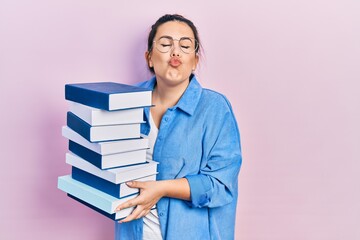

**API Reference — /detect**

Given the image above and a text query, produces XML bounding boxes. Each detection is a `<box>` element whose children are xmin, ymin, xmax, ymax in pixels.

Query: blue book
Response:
<box><xmin>65</xmin><ymin>82</ymin><xmax>152</xmax><ymax>111</ymax></box>
<box><xmin>69</xmin><ymin>140</ymin><xmax>147</xmax><ymax>169</ymax></box>
<box><xmin>67</xmin><ymin>194</ymin><xmax>133</xmax><ymax>221</ymax></box>
<box><xmin>58</xmin><ymin>175</ymin><xmax>137</xmax><ymax>215</ymax></box>
<box><xmin>66</xmin><ymin>152</ymin><xmax>158</xmax><ymax>184</ymax></box>
<box><xmin>67</xmin><ymin>111</ymin><xmax>141</xmax><ymax>142</ymax></box>
<box><xmin>71</xmin><ymin>166</ymin><xmax>156</xmax><ymax>198</ymax></box>
<box><xmin>67</xmin><ymin>194</ymin><xmax>156</xmax><ymax>221</ymax></box>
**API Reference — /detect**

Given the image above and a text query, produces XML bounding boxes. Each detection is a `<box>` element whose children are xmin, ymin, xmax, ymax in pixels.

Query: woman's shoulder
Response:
<box><xmin>196</xmin><ymin>88</ymin><xmax>240</xmax><ymax>138</ymax></box>
<box><xmin>135</xmin><ymin>80</ymin><xmax>151</xmax><ymax>88</ymax></box>
<box><xmin>199</xmin><ymin>88</ymin><xmax>234</xmax><ymax>113</ymax></box>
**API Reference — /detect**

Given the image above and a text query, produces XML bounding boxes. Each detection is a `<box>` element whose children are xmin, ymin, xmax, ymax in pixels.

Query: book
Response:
<box><xmin>65</xmin><ymin>82</ymin><xmax>152</xmax><ymax>111</ymax></box>
<box><xmin>67</xmin><ymin>194</ymin><xmax>135</xmax><ymax>221</ymax></box>
<box><xmin>69</xmin><ymin>101</ymin><xmax>144</xmax><ymax>126</ymax></box>
<box><xmin>66</xmin><ymin>152</ymin><xmax>158</xmax><ymax>184</ymax></box>
<box><xmin>72</xmin><ymin>167</ymin><xmax>156</xmax><ymax>198</ymax></box>
<box><xmin>62</xmin><ymin>126</ymin><xmax>149</xmax><ymax>155</ymax></box>
<box><xmin>69</xmin><ymin>140</ymin><xmax>147</xmax><ymax>169</ymax></box>
<box><xmin>67</xmin><ymin>111</ymin><xmax>141</xmax><ymax>142</ymax></box>
<box><xmin>58</xmin><ymin>175</ymin><xmax>136</xmax><ymax>215</ymax></box>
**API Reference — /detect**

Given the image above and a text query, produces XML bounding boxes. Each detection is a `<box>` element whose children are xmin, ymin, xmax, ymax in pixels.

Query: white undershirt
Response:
<box><xmin>143</xmin><ymin>112</ymin><xmax>163</xmax><ymax>240</ymax></box>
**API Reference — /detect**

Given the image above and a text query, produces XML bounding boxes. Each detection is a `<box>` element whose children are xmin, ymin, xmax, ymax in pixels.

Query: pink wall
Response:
<box><xmin>1</xmin><ymin>0</ymin><xmax>359</xmax><ymax>239</ymax></box>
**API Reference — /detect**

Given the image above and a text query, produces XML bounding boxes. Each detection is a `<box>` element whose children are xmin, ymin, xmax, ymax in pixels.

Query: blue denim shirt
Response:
<box><xmin>115</xmin><ymin>75</ymin><xmax>242</xmax><ymax>240</ymax></box>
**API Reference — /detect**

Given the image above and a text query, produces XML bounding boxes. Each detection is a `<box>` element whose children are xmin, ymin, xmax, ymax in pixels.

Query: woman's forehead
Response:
<box><xmin>155</xmin><ymin>21</ymin><xmax>195</xmax><ymax>39</ymax></box>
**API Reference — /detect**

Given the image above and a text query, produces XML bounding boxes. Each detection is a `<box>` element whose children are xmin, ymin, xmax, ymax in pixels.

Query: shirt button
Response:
<box><xmin>159</xmin><ymin>212</ymin><xmax>164</xmax><ymax>217</ymax></box>
<box><xmin>164</xmin><ymin>117</ymin><xmax>169</xmax><ymax>122</ymax></box>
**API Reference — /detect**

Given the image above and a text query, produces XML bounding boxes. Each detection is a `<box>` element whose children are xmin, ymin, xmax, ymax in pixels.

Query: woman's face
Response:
<box><xmin>147</xmin><ymin>21</ymin><xmax>199</xmax><ymax>87</ymax></box>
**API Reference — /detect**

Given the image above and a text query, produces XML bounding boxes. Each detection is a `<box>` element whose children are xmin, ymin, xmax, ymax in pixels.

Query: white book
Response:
<box><xmin>66</xmin><ymin>152</ymin><xmax>158</xmax><ymax>184</ymax></box>
<box><xmin>69</xmin><ymin>101</ymin><xmax>144</xmax><ymax>126</ymax></box>
<box><xmin>58</xmin><ymin>175</ymin><xmax>136</xmax><ymax>214</ymax></box>
<box><xmin>62</xmin><ymin>126</ymin><xmax>149</xmax><ymax>155</ymax></box>
<box><xmin>67</xmin><ymin>111</ymin><xmax>142</xmax><ymax>142</ymax></box>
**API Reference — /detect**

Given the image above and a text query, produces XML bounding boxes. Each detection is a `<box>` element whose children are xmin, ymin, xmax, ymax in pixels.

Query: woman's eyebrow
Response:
<box><xmin>158</xmin><ymin>35</ymin><xmax>192</xmax><ymax>39</ymax></box>
<box><xmin>158</xmin><ymin>35</ymin><xmax>173</xmax><ymax>39</ymax></box>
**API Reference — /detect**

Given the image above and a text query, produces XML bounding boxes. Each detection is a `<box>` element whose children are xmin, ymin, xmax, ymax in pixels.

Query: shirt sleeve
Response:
<box><xmin>185</xmin><ymin>96</ymin><xmax>242</xmax><ymax>208</ymax></box>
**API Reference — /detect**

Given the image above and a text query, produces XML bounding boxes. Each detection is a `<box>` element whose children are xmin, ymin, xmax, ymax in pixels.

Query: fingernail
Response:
<box><xmin>126</xmin><ymin>181</ymin><xmax>133</xmax><ymax>186</ymax></box>
<box><xmin>116</xmin><ymin>208</ymin><xmax>121</xmax><ymax>211</ymax></box>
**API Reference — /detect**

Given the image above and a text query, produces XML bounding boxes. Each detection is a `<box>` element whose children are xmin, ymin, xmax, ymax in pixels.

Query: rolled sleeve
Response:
<box><xmin>185</xmin><ymin>174</ymin><xmax>212</xmax><ymax>207</ymax></box>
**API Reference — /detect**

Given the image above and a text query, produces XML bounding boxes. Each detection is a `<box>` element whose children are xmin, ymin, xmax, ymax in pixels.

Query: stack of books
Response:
<box><xmin>57</xmin><ymin>82</ymin><xmax>158</xmax><ymax>221</ymax></box>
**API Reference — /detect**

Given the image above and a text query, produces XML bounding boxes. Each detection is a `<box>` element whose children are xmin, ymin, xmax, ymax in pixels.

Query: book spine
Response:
<box><xmin>67</xmin><ymin>111</ymin><xmax>91</xmax><ymax>142</ymax></box>
<box><xmin>65</xmin><ymin>152</ymin><xmax>118</xmax><ymax>183</ymax></box>
<box><xmin>69</xmin><ymin>140</ymin><xmax>102</xmax><ymax>169</ymax></box>
<box><xmin>58</xmin><ymin>175</ymin><xmax>115</xmax><ymax>213</ymax></box>
<box><xmin>71</xmin><ymin>166</ymin><xmax>123</xmax><ymax>198</ymax></box>
<box><xmin>65</xmin><ymin>84</ymin><xmax>110</xmax><ymax>110</ymax></box>
<box><xmin>62</xmin><ymin>126</ymin><xmax>102</xmax><ymax>154</ymax></box>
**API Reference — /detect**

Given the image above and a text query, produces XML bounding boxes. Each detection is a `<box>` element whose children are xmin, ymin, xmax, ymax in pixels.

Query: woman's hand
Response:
<box><xmin>116</xmin><ymin>178</ymin><xmax>190</xmax><ymax>223</ymax></box>
<box><xmin>116</xmin><ymin>180</ymin><xmax>165</xmax><ymax>223</ymax></box>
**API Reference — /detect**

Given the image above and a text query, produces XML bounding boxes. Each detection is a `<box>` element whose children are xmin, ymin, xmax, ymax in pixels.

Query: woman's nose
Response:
<box><xmin>170</xmin><ymin>42</ymin><xmax>181</xmax><ymax>56</ymax></box>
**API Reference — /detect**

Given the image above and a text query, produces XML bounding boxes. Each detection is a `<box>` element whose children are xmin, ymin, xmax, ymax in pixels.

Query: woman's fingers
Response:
<box><xmin>119</xmin><ymin>206</ymin><xmax>150</xmax><ymax>223</ymax></box>
<box><xmin>115</xmin><ymin>180</ymin><xmax>162</xmax><ymax>223</ymax></box>
<box><xmin>116</xmin><ymin>181</ymin><xmax>158</xmax><ymax>211</ymax></box>
<box><xmin>126</xmin><ymin>180</ymin><xmax>145</xmax><ymax>189</ymax></box>
<box><xmin>116</xmin><ymin>198</ymin><xmax>137</xmax><ymax>211</ymax></box>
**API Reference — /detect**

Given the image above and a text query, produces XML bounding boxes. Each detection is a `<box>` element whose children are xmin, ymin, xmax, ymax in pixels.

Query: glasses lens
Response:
<box><xmin>156</xmin><ymin>37</ymin><xmax>173</xmax><ymax>53</ymax></box>
<box><xmin>154</xmin><ymin>37</ymin><xmax>198</xmax><ymax>54</ymax></box>
<box><xmin>179</xmin><ymin>38</ymin><xmax>197</xmax><ymax>54</ymax></box>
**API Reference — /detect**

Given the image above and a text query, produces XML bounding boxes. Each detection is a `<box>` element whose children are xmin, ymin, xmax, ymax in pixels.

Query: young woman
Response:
<box><xmin>115</xmin><ymin>14</ymin><xmax>242</xmax><ymax>240</ymax></box>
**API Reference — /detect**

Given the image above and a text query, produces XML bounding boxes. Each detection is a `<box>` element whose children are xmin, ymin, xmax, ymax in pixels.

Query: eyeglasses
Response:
<box><xmin>153</xmin><ymin>36</ymin><xmax>198</xmax><ymax>54</ymax></box>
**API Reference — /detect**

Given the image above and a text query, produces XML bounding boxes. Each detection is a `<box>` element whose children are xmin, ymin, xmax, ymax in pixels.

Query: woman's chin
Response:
<box><xmin>167</xmin><ymin>69</ymin><xmax>181</xmax><ymax>79</ymax></box>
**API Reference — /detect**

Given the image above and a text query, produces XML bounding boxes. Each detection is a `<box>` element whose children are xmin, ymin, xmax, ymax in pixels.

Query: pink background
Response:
<box><xmin>1</xmin><ymin>0</ymin><xmax>359</xmax><ymax>239</ymax></box>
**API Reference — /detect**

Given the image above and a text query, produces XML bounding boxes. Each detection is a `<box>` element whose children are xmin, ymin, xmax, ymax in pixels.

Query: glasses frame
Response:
<box><xmin>152</xmin><ymin>36</ymin><xmax>198</xmax><ymax>54</ymax></box>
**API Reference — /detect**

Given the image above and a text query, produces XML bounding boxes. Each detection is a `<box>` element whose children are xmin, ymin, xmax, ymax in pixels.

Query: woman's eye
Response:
<box><xmin>181</xmin><ymin>46</ymin><xmax>190</xmax><ymax>49</ymax></box>
<box><xmin>161</xmin><ymin>44</ymin><xmax>171</xmax><ymax>47</ymax></box>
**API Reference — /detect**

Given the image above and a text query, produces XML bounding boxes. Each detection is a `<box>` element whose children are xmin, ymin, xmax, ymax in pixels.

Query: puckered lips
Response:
<box><xmin>169</xmin><ymin>57</ymin><xmax>182</xmax><ymax>67</ymax></box>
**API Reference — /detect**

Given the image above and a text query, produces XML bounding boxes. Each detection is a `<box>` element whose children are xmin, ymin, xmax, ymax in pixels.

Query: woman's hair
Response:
<box><xmin>146</xmin><ymin>14</ymin><xmax>202</xmax><ymax>74</ymax></box>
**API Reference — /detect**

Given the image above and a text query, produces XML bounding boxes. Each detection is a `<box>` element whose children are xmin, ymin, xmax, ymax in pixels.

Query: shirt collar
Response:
<box><xmin>146</xmin><ymin>74</ymin><xmax>203</xmax><ymax>116</ymax></box>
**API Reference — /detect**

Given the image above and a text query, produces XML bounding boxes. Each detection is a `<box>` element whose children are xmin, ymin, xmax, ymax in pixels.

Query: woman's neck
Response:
<box><xmin>153</xmin><ymin>79</ymin><xmax>190</xmax><ymax>108</ymax></box>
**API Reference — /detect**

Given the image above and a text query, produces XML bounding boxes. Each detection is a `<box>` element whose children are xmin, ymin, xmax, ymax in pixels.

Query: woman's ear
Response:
<box><xmin>192</xmin><ymin>54</ymin><xmax>199</xmax><ymax>71</ymax></box>
<box><xmin>145</xmin><ymin>51</ymin><xmax>153</xmax><ymax>67</ymax></box>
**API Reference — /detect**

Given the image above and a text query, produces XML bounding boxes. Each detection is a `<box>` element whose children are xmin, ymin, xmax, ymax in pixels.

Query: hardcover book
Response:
<box><xmin>72</xmin><ymin>167</ymin><xmax>156</xmax><ymax>198</ymax></box>
<box><xmin>66</xmin><ymin>152</ymin><xmax>158</xmax><ymax>184</ymax></box>
<box><xmin>58</xmin><ymin>175</ymin><xmax>137</xmax><ymax>214</ymax></box>
<box><xmin>67</xmin><ymin>111</ymin><xmax>141</xmax><ymax>142</ymax></box>
<box><xmin>62</xmin><ymin>126</ymin><xmax>149</xmax><ymax>155</ymax></box>
<box><xmin>67</xmin><ymin>194</ymin><xmax>135</xmax><ymax>221</ymax></box>
<box><xmin>69</xmin><ymin>101</ymin><xmax>144</xmax><ymax>126</ymax></box>
<box><xmin>69</xmin><ymin>140</ymin><xmax>147</xmax><ymax>169</ymax></box>
<box><xmin>65</xmin><ymin>82</ymin><xmax>152</xmax><ymax>111</ymax></box>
